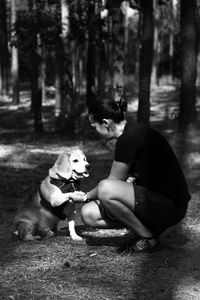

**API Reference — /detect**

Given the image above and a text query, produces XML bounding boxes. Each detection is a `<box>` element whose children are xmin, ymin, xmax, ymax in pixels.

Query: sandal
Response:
<box><xmin>131</xmin><ymin>236</ymin><xmax>159</xmax><ymax>252</ymax></box>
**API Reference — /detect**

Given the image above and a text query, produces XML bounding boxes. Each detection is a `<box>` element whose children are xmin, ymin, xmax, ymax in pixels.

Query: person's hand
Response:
<box><xmin>68</xmin><ymin>191</ymin><xmax>86</xmax><ymax>203</ymax></box>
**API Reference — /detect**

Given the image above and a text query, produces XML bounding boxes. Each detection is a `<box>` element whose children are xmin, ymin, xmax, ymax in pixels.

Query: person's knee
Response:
<box><xmin>81</xmin><ymin>204</ymin><xmax>96</xmax><ymax>227</ymax></box>
<box><xmin>97</xmin><ymin>179</ymin><xmax>112</xmax><ymax>202</ymax></box>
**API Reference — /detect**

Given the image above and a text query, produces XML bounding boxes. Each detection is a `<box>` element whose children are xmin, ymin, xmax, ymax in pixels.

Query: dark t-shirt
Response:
<box><xmin>115</xmin><ymin>121</ymin><xmax>191</xmax><ymax>207</ymax></box>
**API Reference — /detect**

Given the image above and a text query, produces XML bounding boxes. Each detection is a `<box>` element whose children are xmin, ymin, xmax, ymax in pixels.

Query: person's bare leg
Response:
<box><xmin>81</xmin><ymin>180</ymin><xmax>153</xmax><ymax>238</ymax></box>
<box><xmin>97</xmin><ymin>179</ymin><xmax>153</xmax><ymax>238</ymax></box>
<box><xmin>81</xmin><ymin>200</ymin><xmax>123</xmax><ymax>229</ymax></box>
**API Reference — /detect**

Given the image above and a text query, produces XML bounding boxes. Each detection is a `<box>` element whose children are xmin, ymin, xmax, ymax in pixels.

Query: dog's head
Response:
<box><xmin>49</xmin><ymin>149</ymin><xmax>90</xmax><ymax>180</ymax></box>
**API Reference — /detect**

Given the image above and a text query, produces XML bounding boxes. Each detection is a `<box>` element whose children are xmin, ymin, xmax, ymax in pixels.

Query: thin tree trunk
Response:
<box><xmin>41</xmin><ymin>49</ymin><xmax>46</xmax><ymax>103</ymax></box>
<box><xmin>112</xmin><ymin>0</ymin><xmax>125</xmax><ymax>103</ymax></box>
<box><xmin>107</xmin><ymin>15</ymin><xmax>113</xmax><ymax>85</ymax></box>
<box><xmin>168</xmin><ymin>0</ymin><xmax>175</xmax><ymax>84</ymax></box>
<box><xmin>28</xmin><ymin>0</ymin><xmax>43</xmax><ymax>132</ymax></box>
<box><xmin>55</xmin><ymin>0</ymin><xmax>73</xmax><ymax>133</ymax></box>
<box><xmin>34</xmin><ymin>34</ymin><xmax>43</xmax><ymax>133</ymax></box>
<box><xmin>97</xmin><ymin>41</ymin><xmax>106</xmax><ymax>98</ymax></box>
<box><xmin>179</xmin><ymin>0</ymin><xmax>197</xmax><ymax>128</ymax></box>
<box><xmin>86</xmin><ymin>0</ymin><xmax>96</xmax><ymax>106</ymax></box>
<box><xmin>77</xmin><ymin>45</ymin><xmax>83</xmax><ymax>95</ymax></box>
<box><xmin>97</xmin><ymin>8</ymin><xmax>106</xmax><ymax>98</ymax></box>
<box><xmin>55</xmin><ymin>37</ymin><xmax>64</xmax><ymax>117</ymax></box>
<box><xmin>137</xmin><ymin>0</ymin><xmax>154</xmax><ymax>125</ymax></box>
<box><xmin>10</xmin><ymin>0</ymin><xmax>20</xmax><ymax>105</ymax></box>
<box><xmin>41</xmin><ymin>1</ymin><xmax>48</xmax><ymax>103</ymax></box>
<box><xmin>196</xmin><ymin>2</ymin><xmax>200</xmax><ymax>85</ymax></box>
<box><xmin>0</xmin><ymin>0</ymin><xmax>9</xmax><ymax>96</ymax></box>
<box><xmin>71</xmin><ymin>41</ymin><xmax>77</xmax><ymax>95</ymax></box>
<box><xmin>55</xmin><ymin>0</ymin><xmax>70</xmax><ymax>116</ymax></box>
<box><xmin>123</xmin><ymin>1</ymin><xmax>129</xmax><ymax>77</ymax></box>
<box><xmin>151</xmin><ymin>0</ymin><xmax>159</xmax><ymax>86</ymax></box>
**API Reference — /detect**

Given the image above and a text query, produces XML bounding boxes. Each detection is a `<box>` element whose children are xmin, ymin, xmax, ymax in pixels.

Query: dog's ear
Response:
<box><xmin>49</xmin><ymin>153</ymin><xmax>72</xmax><ymax>180</ymax></box>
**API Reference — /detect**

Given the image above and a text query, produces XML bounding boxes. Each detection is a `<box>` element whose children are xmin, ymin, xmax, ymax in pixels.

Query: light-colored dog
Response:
<box><xmin>14</xmin><ymin>149</ymin><xmax>90</xmax><ymax>241</ymax></box>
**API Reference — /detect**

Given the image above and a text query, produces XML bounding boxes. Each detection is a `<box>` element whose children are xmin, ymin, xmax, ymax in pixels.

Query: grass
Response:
<box><xmin>1</xmin><ymin>86</ymin><xmax>200</xmax><ymax>299</ymax></box>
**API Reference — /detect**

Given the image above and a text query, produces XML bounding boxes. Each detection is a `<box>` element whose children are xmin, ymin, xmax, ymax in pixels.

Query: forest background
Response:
<box><xmin>1</xmin><ymin>1</ymin><xmax>200</xmax><ymax>300</ymax></box>
<box><xmin>1</xmin><ymin>0</ymin><xmax>199</xmax><ymax>133</ymax></box>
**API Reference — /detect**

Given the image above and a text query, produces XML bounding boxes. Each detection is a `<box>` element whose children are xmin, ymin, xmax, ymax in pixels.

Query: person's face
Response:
<box><xmin>88</xmin><ymin>115</ymin><xmax>114</xmax><ymax>138</ymax></box>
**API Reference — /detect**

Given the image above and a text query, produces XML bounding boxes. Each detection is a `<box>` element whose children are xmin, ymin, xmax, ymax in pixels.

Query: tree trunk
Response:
<box><xmin>151</xmin><ymin>0</ymin><xmax>159</xmax><ymax>86</ymax></box>
<box><xmin>28</xmin><ymin>0</ymin><xmax>43</xmax><ymax>133</ymax></box>
<box><xmin>196</xmin><ymin>2</ymin><xmax>200</xmax><ymax>86</ymax></box>
<box><xmin>30</xmin><ymin>50</ymin><xmax>43</xmax><ymax>133</ymax></box>
<box><xmin>107</xmin><ymin>15</ymin><xmax>113</xmax><ymax>85</ymax></box>
<box><xmin>86</xmin><ymin>0</ymin><xmax>96</xmax><ymax>106</ymax></box>
<box><xmin>97</xmin><ymin>9</ymin><xmax>106</xmax><ymax>98</ymax></box>
<box><xmin>72</xmin><ymin>42</ymin><xmax>76</xmax><ymax>94</ymax></box>
<box><xmin>122</xmin><ymin>1</ymin><xmax>129</xmax><ymax>77</ymax></box>
<box><xmin>179</xmin><ymin>0</ymin><xmax>197</xmax><ymax>128</ymax></box>
<box><xmin>77</xmin><ymin>45</ymin><xmax>83</xmax><ymax>95</ymax></box>
<box><xmin>111</xmin><ymin>0</ymin><xmax>125</xmax><ymax>103</ymax></box>
<box><xmin>137</xmin><ymin>0</ymin><xmax>154</xmax><ymax>125</ymax></box>
<box><xmin>41</xmin><ymin>49</ymin><xmax>46</xmax><ymax>103</ymax></box>
<box><xmin>55</xmin><ymin>37</ymin><xmax>64</xmax><ymax>117</ymax></box>
<box><xmin>97</xmin><ymin>41</ymin><xmax>106</xmax><ymax>98</ymax></box>
<box><xmin>33</xmin><ymin>34</ymin><xmax>43</xmax><ymax>133</ymax></box>
<box><xmin>0</xmin><ymin>0</ymin><xmax>9</xmax><ymax>97</ymax></box>
<box><xmin>10</xmin><ymin>0</ymin><xmax>20</xmax><ymax>105</ymax></box>
<box><xmin>55</xmin><ymin>0</ymin><xmax>73</xmax><ymax>132</ymax></box>
<box><xmin>168</xmin><ymin>0</ymin><xmax>176</xmax><ymax>84</ymax></box>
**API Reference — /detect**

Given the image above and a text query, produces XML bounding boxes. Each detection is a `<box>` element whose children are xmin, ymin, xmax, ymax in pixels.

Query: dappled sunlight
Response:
<box><xmin>127</xmin><ymin>86</ymin><xmax>181</xmax><ymax>122</ymax></box>
<box><xmin>171</xmin><ymin>227</ymin><xmax>200</xmax><ymax>299</ymax></box>
<box><xmin>185</xmin><ymin>152</ymin><xmax>200</xmax><ymax>167</ymax></box>
<box><xmin>1</xmin><ymin>161</ymin><xmax>38</xmax><ymax>169</ymax></box>
<box><xmin>185</xmin><ymin>223</ymin><xmax>200</xmax><ymax>235</ymax></box>
<box><xmin>174</xmin><ymin>280</ymin><xmax>200</xmax><ymax>300</ymax></box>
<box><xmin>152</xmin><ymin>85</ymin><xmax>177</xmax><ymax>92</ymax></box>
<box><xmin>0</xmin><ymin>86</ymin><xmax>200</xmax><ymax>300</ymax></box>
<box><xmin>0</xmin><ymin>145</ymin><xmax>13</xmax><ymax>158</ymax></box>
<box><xmin>127</xmin><ymin>96</ymin><xmax>138</xmax><ymax>113</ymax></box>
<box><xmin>0</xmin><ymin>92</ymin><xmax>30</xmax><ymax>110</ymax></box>
<box><xmin>29</xmin><ymin>146</ymin><xmax>79</xmax><ymax>155</ymax></box>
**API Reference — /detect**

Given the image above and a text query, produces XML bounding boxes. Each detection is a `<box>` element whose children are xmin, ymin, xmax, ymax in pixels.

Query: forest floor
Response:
<box><xmin>1</xmin><ymin>85</ymin><xmax>200</xmax><ymax>300</ymax></box>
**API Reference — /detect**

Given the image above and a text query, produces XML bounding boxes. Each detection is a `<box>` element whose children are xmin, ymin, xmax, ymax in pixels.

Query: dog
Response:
<box><xmin>14</xmin><ymin>149</ymin><xmax>90</xmax><ymax>241</ymax></box>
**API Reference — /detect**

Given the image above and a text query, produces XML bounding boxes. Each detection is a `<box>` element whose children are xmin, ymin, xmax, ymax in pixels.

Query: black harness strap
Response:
<box><xmin>40</xmin><ymin>178</ymin><xmax>80</xmax><ymax>220</ymax></box>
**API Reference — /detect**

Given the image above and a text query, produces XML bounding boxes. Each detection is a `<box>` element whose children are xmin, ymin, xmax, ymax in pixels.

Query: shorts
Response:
<box><xmin>98</xmin><ymin>185</ymin><xmax>188</xmax><ymax>236</ymax></box>
<box><xmin>134</xmin><ymin>185</ymin><xmax>188</xmax><ymax>236</ymax></box>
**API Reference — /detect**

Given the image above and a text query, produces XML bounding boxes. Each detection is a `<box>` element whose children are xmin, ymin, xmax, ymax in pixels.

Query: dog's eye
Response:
<box><xmin>73</xmin><ymin>159</ymin><xmax>78</xmax><ymax>163</ymax></box>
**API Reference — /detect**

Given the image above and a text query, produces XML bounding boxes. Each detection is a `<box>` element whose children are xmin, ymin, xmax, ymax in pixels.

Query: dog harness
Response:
<box><xmin>40</xmin><ymin>178</ymin><xmax>80</xmax><ymax>220</ymax></box>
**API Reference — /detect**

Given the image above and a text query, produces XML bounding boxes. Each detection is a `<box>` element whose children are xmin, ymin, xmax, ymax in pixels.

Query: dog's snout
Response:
<box><xmin>86</xmin><ymin>164</ymin><xmax>91</xmax><ymax>172</ymax></box>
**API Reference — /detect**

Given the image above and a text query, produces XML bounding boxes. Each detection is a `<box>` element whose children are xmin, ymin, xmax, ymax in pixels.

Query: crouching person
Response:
<box><xmin>81</xmin><ymin>98</ymin><xmax>190</xmax><ymax>252</ymax></box>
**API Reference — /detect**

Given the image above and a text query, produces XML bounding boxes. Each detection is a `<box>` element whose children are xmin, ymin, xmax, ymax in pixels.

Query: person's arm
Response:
<box><xmin>108</xmin><ymin>160</ymin><xmax>130</xmax><ymax>181</ymax></box>
<box><xmin>84</xmin><ymin>186</ymin><xmax>98</xmax><ymax>201</ymax></box>
<box><xmin>84</xmin><ymin>160</ymin><xmax>130</xmax><ymax>202</ymax></box>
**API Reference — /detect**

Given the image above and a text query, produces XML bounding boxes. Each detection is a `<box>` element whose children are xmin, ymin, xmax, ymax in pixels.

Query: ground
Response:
<box><xmin>0</xmin><ymin>86</ymin><xmax>200</xmax><ymax>300</ymax></box>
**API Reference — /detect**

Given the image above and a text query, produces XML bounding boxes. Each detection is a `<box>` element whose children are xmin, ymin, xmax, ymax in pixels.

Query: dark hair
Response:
<box><xmin>88</xmin><ymin>98</ymin><xmax>127</xmax><ymax>124</ymax></box>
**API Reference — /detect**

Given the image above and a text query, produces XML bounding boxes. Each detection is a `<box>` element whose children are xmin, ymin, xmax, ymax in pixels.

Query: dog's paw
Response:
<box><xmin>71</xmin><ymin>234</ymin><xmax>83</xmax><ymax>241</ymax></box>
<box><xmin>23</xmin><ymin>235</ymin><xmax>41</xmax><ymax>241</ymax></box>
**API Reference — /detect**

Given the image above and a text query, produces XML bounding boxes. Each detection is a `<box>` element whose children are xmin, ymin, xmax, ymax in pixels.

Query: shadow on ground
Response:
<box><xmin>1</xmin><ymin>87</ymin><xmax>200</xmax><ymax>299</ymax></box>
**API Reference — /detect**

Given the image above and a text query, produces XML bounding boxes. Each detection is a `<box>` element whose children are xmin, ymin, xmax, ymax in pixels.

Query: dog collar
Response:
<box><xmin>50</xmin><ymin>178</ymin><xmax>80</xmax><ymax>193</ymax></box>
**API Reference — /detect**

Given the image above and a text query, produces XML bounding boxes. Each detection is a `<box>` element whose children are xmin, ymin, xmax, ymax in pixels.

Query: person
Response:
<box><xmin>81</xmin><ymin>97</ymin><xmax>191</xmax><ymax>252</ymax></box>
